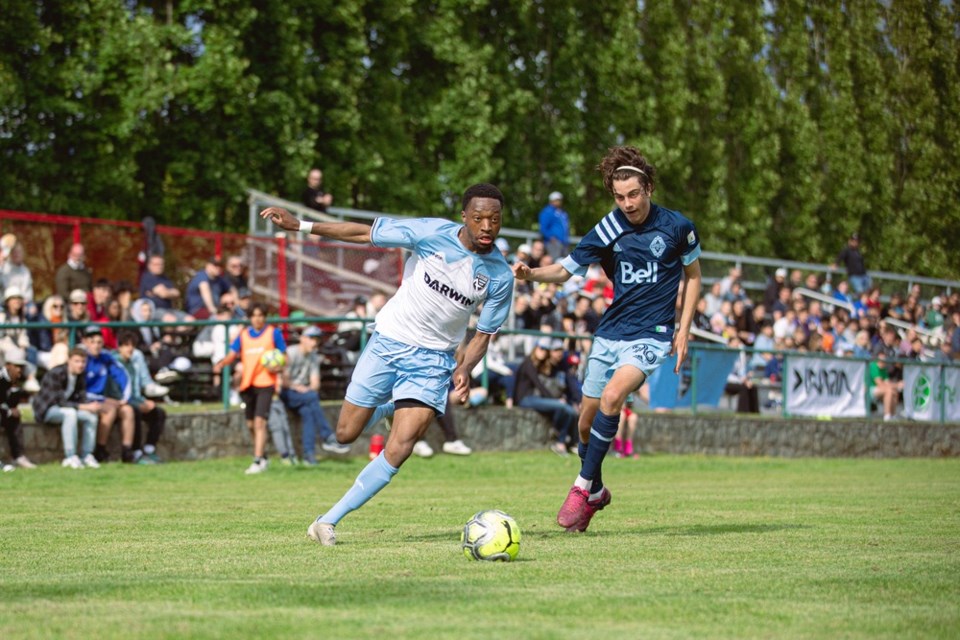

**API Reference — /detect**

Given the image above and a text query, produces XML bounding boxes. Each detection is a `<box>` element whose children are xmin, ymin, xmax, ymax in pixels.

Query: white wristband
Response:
<box><xmin>299</xmin><ymin>219</ymin><xmax>312</xmax><ymax>234</ymax></box>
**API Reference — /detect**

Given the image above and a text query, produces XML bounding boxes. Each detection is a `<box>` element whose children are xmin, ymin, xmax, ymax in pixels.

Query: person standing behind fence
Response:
<box><xmin>513</xmin><ymin>146</ymin><xmax>702</xmax><ymax>533</ymax></box>
<box><xmin>302</xmin><ymin>168</ymin><xmax>333</xmax><ymax>213</ymax></box>
<box><xmin>212</xmin><ymin>303</ymin><xmax>286</xmax><ymax>475</ymax></box>
<box><xmin>55</xmin><ymin>243</ymin><xmax>92</xmax><ymax>301</ymax></box>
<box><xmin>539</xmin><ymin>191</ymin><xmax>570</xmax><ymax>260</ymax></box>
<box><xmin>833</xmin><ymin>233</ymin><xmax>870</xmax><ymax>294</ymax></box>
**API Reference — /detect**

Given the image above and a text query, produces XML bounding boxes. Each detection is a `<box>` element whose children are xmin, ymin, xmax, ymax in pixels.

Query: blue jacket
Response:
<box><xmin>538</xmin><ymin>203</ymin><xmax>570</xmax><ymax>245</ymax></box>
<box><xmin>84</xmin><ymin>350</ymin><xmax>131</xmax><ymax>403</ymax></box>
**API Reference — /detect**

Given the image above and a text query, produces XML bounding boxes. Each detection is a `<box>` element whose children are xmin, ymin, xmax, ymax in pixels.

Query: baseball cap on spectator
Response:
<box><xmin>931</xmin><ymin>296</ymin><xmax>942</xmax><ymax>307</ymax></box>
<box><xmin>775</xmin><ymin>268</ymin><xmax>787</xmax><ymax>279</ymax></box>
<box><xmin>3</xmin><ymin>286</ymin><xmax>23</xmax><ymax>302</ymax></box>
<box><xmin>353</xmin><ymin>295</ymin><xmax>368</xmax><ymax>307</ymax></box>
<box><xmin>289</xmin><ymin>310</ymin><xmax>309</xmax><ymax>328</ymax></box>
<box><xmin>3</xmin><ymin>346</ymin><xmax>27</xmax><ymax>367</ymax></box>
<box><xmin>535</xmin><ymin>337</ymin><xmax>552</xmax><ymax>349</ymax></box>
<box><xmin>494</xmin><ymin>238</ymin><xmax>509</xmax><ymax>253</ymax></box>
<box><xmin>237</xmin><ymin>287</ymin><xmax>251</xmax><ymax>299</ymax></box>
<box><xmin>302</xmin><ymin>326</ymin><xmax>323</xmax><ymax>339</ymax></box>
<box><xmin>549</xmin><ymin>191</ymin><xmax>563</xmax><ymax>202</ymax></box>
<box><xmin>549</xmin><ymin>339</ymin><xmax>565</xmax><ymax>350</ymax></box>
<box><xmin>69</xmin><ymin>289</ymin><xmax>88</xmax><ymax>304</ymax></box>
<box><xmin>83</xmin><ymin>326</ymin><xmax>102</xmax><ymax>338</ymax></box>
<box><xmin>517</xmin><ymin>243</ymin><xmax>532</xmax><ymax>255</ymax></box>
<box><xmin>850</xmin><ymin>232</ymin><xmax>860</xmax><ymax>240</ymax></box>
<box><xmin>208</xmin><ymin>256</ymin><xmax>223</xmax><ymax>267</ymax></box>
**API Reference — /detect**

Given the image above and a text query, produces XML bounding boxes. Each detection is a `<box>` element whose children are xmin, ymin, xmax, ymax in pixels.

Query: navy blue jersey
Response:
<box><xmin>560</xmin><ymin>204</ymin><xmax>701</xmax><ymax>342</ymax></box>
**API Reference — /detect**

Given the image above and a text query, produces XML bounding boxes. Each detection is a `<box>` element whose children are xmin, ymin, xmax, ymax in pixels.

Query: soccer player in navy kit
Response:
<box><xmin>261</xmin><ymin>184</ymin><xmax>514</xmax><ymax>546</ymax></box>
<box><xmin>513</xmin><ymin>146</ymin><xmax>702</xmax><ymax>532</ymax></box>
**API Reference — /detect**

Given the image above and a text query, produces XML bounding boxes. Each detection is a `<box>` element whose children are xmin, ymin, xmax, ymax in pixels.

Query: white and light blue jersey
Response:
<box><xmin>560</xmin><ymin>204</ymin><xmax>701</xmax><ymax>342</ymax></box>
<box><xmin>370</xmin><ymin>217</ymin><xmax>514</xmax><ymax>352</ymax></box>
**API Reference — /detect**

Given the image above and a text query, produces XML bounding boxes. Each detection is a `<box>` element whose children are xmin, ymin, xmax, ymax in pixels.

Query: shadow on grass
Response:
<box><xmin>528</xmin><ymin>522</ymin><xmax>812</xmax><ymax>539</ymax></box>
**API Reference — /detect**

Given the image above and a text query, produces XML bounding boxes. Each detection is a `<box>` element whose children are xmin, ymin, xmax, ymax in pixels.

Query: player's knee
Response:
<box><xmin>334</xmin><ymin>421</ymin><xmax>360</xmax><ymax>444</ymax></box>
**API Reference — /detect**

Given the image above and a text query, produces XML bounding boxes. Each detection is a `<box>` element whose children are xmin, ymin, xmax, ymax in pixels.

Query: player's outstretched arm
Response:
<box><xmin>511</xmin><ymin>261</ymin><xmax>572</xmax><ymax>284</ymax></box>
<box><xmin>260</xmin><ymin>207</ymin><xmax>372</xmax><ymax>244</ymax></box>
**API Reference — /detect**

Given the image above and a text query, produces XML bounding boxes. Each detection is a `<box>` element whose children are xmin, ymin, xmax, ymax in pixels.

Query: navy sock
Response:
<box><xmin>579</xmin><ymin>411</ymin><xmax>619</xmax><ymax>487</ymax></box>
<box><xmin>577</xmin><ymin>440</ymin><xmax>602</xmax><ymax>494</ymax></box>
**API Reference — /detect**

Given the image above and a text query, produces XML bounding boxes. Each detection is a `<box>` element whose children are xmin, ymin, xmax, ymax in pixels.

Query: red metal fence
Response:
<box><xmin>0</xmin><ymin>210</ymin><xmax>402</xmax><ymax>316</ymax></box>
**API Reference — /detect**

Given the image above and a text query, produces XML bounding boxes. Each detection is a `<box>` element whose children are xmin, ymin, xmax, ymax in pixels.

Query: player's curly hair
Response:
<box><xmin>461</xmin><ymin>183</ymin><xmax>504</xmax><ymax>210</ymax></box>
<box><xmin>598</xmin><ymin>146</ymin><xmax>656</xmax><ymax>195</ymax></box>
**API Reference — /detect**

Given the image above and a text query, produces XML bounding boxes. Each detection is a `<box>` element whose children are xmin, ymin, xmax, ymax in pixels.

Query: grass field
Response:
<box><xmin>2</xmin><ymin>452</ymin><xmax>958</xmax><ymax>639</ymax></box>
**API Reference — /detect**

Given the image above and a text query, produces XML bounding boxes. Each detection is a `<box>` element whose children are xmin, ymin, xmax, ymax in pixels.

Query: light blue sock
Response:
<box><xmin>318</xmin><ymin>451</ymin><xmax>399</xmax><ymax>525</ymax></box>
<box><xmin>362</xmin><ymin>401</ymin><xmax>396</xmax><ymax>432</ymax></box>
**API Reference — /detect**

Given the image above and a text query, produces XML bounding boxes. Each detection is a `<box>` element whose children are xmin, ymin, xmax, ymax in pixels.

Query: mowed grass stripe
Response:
<box><xmin>1</xmin><ymin>453</ymin><xmax>958</xmax><ymax>639</ymax></box>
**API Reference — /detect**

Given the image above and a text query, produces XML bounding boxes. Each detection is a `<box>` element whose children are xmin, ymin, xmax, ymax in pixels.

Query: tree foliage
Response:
<box><xmin>1</xmin><ymin>0</ymin><xmax>957</xmax><ymax>278</ymax></box>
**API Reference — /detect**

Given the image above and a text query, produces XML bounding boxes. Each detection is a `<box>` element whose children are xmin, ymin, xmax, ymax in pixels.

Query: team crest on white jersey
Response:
<box><xmin>650</xmin><ymin>235</ymin><xmax>666</xmax><ymax>258</ymax></box>
<box><xmin>473</xmin><ymin>273</ymin><xmax>489</xmax><ymax>293</ymax></box>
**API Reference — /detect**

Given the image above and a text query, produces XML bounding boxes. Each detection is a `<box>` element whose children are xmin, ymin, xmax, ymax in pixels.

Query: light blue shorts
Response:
<box><xmin>581</xmin><ymin>335</ymin><xmax>672</xmax><ymax>398</ymax></box>
<box><xmin>345</xmin><ymin>332</ymin><xmax>456</xmax><ymax>415</ymax></box>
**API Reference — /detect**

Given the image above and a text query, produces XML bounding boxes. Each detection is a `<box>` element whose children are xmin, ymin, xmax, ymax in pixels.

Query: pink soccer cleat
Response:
<box><xmin>565</xmin><ymin>487</ymin><xmax>612</xmax><ymax>533</ymax></box>
<box><xmin>557</xmin><ymin>486</ymin><xmax>590</xmax><ymax>529</ymax></box>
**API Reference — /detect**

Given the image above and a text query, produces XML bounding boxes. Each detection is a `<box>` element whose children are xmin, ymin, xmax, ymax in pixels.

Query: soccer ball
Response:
<box><xmin>260</xmin><ymin>348</ymin><xmax>286</xmax><ymax>369</ymax></box>
<box><xmin>461</xmin><ymin>510</ymin><xmax>521</xmax><ymax>562</ymax></box>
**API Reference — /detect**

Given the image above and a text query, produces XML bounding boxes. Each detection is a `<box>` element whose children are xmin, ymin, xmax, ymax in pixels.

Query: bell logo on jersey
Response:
<box><xmin>620</xmin><ymin>261</ymin><xmax>658</xmax><ymax>284</ymax></box>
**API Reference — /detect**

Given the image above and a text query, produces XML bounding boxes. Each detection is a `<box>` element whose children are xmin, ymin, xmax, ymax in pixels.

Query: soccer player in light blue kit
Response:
<box><xmin>513</xmin><ymin>146</ymin><xmax>702</xmax><ymax>532</ymax></box>
<box><xmin>260</xmin><ymin>183</ymin><xmax>514</xmax><ymax>546</ymax></box>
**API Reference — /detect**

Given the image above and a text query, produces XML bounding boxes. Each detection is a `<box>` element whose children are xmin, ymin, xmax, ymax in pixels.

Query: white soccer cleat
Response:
<box><xmin>62</xmin><ymin>455</ymin><xmax>84</xmax><ymax>469</ymax></box>
<box><xmin>244</xmin><ymin>459</ymin><xmax>268</xmax><ymax>475</ymax></box>
<box><xmin>412</xmin><ymin>440</ymin><xmax>434</xmax><ymax>458</ymax></box>
<box><xmin>442</xmin><ymin>440</ymin><xmax>472</xmax><ymax>456</ymax></box>
<box><xmin>82</xmin><ymin>454</ymin><xmax>101</xmax><ymax>469</ymax></box>
<box><xmin>2</xmin><ymin>463</ymin><xmax>14</xmax><ymax>473</ymax></box>
<box><xmin>307</xmin><ymin>521</ymin><xmax>336</xmax><ymax>546</ymax></box>
<box><xmin>15</xmin><ymin>455</ymin><xmax>37</xmax><ymax>469</ymax></box>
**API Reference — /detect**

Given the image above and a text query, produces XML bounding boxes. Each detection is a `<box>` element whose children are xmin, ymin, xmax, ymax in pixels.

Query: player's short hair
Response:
<box><xmin>598</xmin><ymin>146</ymin><xmax>656</xmax><ymax>194</ymax></box>
<box><xmin>461</xmin><ymin>183</ymin><xmax>504</xmax><ymax>211</ymax></box>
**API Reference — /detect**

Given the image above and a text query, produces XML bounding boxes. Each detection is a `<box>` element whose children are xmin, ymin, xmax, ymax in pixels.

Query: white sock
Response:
<box><xmin>574</xmin><ymin>475</ymin><xmax>592</xmax><ymax>492</ymax></box>
<box><xmin>144</xmin><ymin>444</ymin><xmax>156</xmax><ymax>455</ymax></box>
<box><xmin>589</xmin><ymin>488</ymin><xmax>605</xmax><ymax>501</ymax></box>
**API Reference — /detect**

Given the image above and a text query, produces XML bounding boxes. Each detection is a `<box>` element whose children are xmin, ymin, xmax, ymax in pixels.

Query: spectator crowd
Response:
<box><xmin>1</xmin><ymin>201</ymin><xmax>959</xmax><ymax>472</ymax></box>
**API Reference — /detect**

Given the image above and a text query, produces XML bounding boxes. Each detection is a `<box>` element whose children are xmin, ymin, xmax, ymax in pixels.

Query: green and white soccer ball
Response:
<box><xmin>260</xmin><ymin>348</ymin><xmax>286</xmax><ymax>369</ymax></box>
<box><xmin>461</xmin><ymin>510</ymin><xmax>521</xmax><ymax>562</ymax></box>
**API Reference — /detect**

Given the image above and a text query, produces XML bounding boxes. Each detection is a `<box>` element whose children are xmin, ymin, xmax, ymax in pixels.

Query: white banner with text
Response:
<box><xmin>786</xmin><ymin>356</ymin><xmax>867</xmax><ymax>418</ymax></box>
